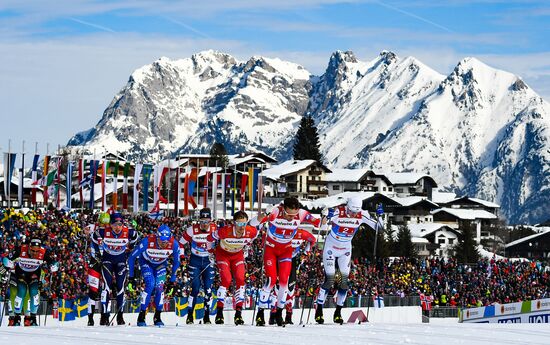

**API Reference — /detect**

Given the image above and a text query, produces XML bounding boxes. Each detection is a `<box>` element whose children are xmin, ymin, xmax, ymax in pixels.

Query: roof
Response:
<box><xmin>384</xmin><ymin>172</ymin><xmax>437</xmax><ymax>186</ymax></box>
<box><xmin>261</xmin><ymin>160</ymin><xmax>329</xmax><ymax>180</ymax></box>
<box><xmin>326</xmin><ymin>168</ymin><xmax>369</xmax><ymax>182</ymax></box>
<box><xmin>390</xmin><ymin>195</ymin><xmax>439</xmax><ymax>207</ymax></box>
<box><xmin>447</xmin><ymin>196</ymin><xmax>500</xmax><ymax>208</ymax></box>
<box><xmin>431</xmin><ymin>190</ymin><xmax>457</xmax><ymax>204</ymax></box>
<box><xmin>407</xmin><ymin>223</ymin><xmax>457</xmax><ymax>238</ymax></box>
<box><xmin>432</xmin><ymin>208</ymin><xmax>498</xmax><ymax>220</ymax></box>
<box><xmin>505</xmin><ymin>228</ymin><xmax>550</xmax><ymax>248</ymax></box>
<box><xmin>227</xmin><ymin>154</ymin><xmax>267</xmax><ymax>166</ymax></box>
<box><xmin>303</xmin><ymin>191</ymin><xmax>376</xmax><ymax>209</ymax></box>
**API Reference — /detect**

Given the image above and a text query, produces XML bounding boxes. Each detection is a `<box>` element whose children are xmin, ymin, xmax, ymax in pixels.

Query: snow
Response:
<box><xmin>325</xmin><ymin>168</ymin><xmax>369</xmax><ymax>182</ymax></box>
<box><xmin>1</xmin><ymin>319</ymin><xmax>549</xmax><ymax>345</ymax></box>
<box><xmin>384</xmin><ymin>173</ymin><xmax>432</xmax><ymax>185</ymax></box>
<box><xmin>261</xmin><ymin>160</ymin><xmax>317</xmax><ymax>180</ymax></box>
<box><xmin>432</xmin><ymin>208</ymin><xmax>498</xmax><ymax>220</ymax></box>
<box><xmin>431</xmin><ymin>190</ymin><xmax>457</xmax><ymax>204</ymax></box>
<box><xmin>407</xmin><ymin>223</ymin><xmax>454</xmax><ymax>238</ymax></box>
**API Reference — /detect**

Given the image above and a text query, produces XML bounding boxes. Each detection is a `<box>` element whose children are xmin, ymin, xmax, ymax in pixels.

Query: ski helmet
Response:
<box><xmin>157</xmin><ymin>224</ymin><xmax>172</xmax><ymax>242</ymax></box>
<box><xmin>99</xmin><ymin>212</ymin><xmax>111</xmax><ymax>224</ymax></box>
<box><xmin>199</xmin><ymin>208</ymin><xmax>212</xmax><ymax>220</ymax></box>
<box><xmin>110</xmin><ymin>212</ymin><xmax>123</xmax><ymax>224</ymax></box>
<box><xmin>346</xmin><ymin>197</ymin><xmax>363</xmax><ymax>214</ymax></box>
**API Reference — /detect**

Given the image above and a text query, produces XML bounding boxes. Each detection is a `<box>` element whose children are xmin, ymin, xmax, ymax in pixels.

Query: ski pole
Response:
<box><xmin>366</xmin><ymin>210</ymin><xmax>383</xmax><ymax>323</ymax></box>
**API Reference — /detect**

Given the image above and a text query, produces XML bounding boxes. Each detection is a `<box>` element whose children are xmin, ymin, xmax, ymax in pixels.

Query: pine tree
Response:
<box><xmin>351</xmin><ymin>224</ymin><xmax>389</xmax><ymax>260</ymax></box>
<box><xmin>454</xmin><ymin>221</ymin><xmax>480</xmax><ymax>263</ymax></box>
<box><xmin>209</xmin><ymin>142</ymin><xmax>229</xmax><ymax>168</ymax></box>
<box><xmin>396</xmin><ymin>225</ymin><xmax>417</xmax><ymax>258</ymax></box>
<box><xmin>292</xmin><ymin>115</ymin><xmax>323</xmax><ymax>161</ymax></box>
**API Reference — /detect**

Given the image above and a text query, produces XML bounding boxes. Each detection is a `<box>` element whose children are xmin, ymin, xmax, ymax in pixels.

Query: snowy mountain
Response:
<box><xmin>67</xmin><ymin>50</ymin><xmax>550</xmax><ymax>224</ymax></box>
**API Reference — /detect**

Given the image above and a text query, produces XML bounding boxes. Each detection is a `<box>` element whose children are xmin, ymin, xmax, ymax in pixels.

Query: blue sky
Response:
<box><xmin>1</xmin><ymin>0</ymin><xmax>549</xmax><ymax>157</ymax></box>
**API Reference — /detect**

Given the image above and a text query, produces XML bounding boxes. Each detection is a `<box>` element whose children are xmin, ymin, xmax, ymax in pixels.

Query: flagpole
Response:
<box><xmin>7</xmin><ymin>139</ymin><xmax>11</xmax><ymax>209</ymax></box>
<box><xmin>34</xmin><ymin>142</ymin><xmax>38</xmax><ymax>210</ymax></box>
<box><xmin>195</xmin><ymin>157</ymin><xmax>199</xmax><ymax>217</ymax></box>
<box><xmin>20</xmin><ymin>140</ymin><xmax>25</xmax><ymax>208</ymax></box>
<box><xmin>167</xmin><ymin>156</ymin><xmax>171</xmax><ymax>217</ymax></box>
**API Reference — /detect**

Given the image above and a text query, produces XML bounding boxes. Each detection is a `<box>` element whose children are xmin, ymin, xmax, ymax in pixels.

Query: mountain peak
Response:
<box><xmin>329</xmin><ymin>50</ymin><xmax>358</xmax><ymax>67</ymax></box>
<box><xmin>378</xmin><ymin>50</ymin><xmax>398</xmax><ymax>64</ymax></box>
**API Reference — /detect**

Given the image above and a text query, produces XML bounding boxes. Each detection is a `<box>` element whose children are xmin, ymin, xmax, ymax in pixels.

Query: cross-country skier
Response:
<box><xmin>179</xmin><ymin>208</ymin><xmax>217</xmax><ymax>325</ymax></box>
<box><xmin>91</xmin><ymin>212</ymin><xmax>138</xmax><ymax>325</ymax></box>
<box><xmin>86</xmin><ymin>212</ymin><xmax>109</xmax><ymax>326</ymax></box>
<box><xmin>7</xmin><ymin>238</ymin><xmax>57</xmax><ymax>326</ymax></box>
<box><xmin>208</xmin><ymin>211</ymin><xmax>258</xmax><ymax>325</ymax></box>
<box><xmin>128</xmin><ymin>224</ymin><xmax>180</xmax><ymax>327</ymax></box>
<box><xmin>250</xmin><ymin>197</ymin><xmax>324</xmax><ymax>326</ymax></box>
<box><xmin>315</xmin><ymin>197</ymin><xmax>383</xmax><ymax>324</ymax></box>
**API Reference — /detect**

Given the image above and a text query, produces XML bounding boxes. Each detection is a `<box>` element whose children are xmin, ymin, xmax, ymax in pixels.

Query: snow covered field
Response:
<box><xmin>1</xmin><ymin>318</ymin><xmax>548</xmax><ymax>345</ymax></box>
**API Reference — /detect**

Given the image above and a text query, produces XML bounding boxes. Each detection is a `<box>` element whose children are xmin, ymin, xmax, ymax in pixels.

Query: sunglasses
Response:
<box><xmin>285</xmin><ymin>210</ymin><xmax>299</xmax><ymax>216</ymax></box>
<box><xmin>113</xmin><ymin>221</ymin><xmax>123</xmax><ymax>226</ymax></box>
<box><xmin>235</xmin><ymin>221</ymin><xmax>247</xmax><ymax>227</ymax></box>
<box><xmin>200</xmin><ymin>220</ymin><xmax>211</xmax><ymax>224</ymax></box>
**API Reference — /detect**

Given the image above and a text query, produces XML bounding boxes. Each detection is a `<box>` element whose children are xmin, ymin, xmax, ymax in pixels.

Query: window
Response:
<box><xmin>388</xmin><ymin>187</ymin><xmax>393</xmax><ymax>192</ymax></box>
<box><xmin>383</xmin><ymin>187</ymin><xmax>387</xmax><ymax>191</ymax></box>
<box><xmin>299</xmin><ymin>175</ymin><xmax>302</xmax><ymax>192</ymax></box>
<box><xmin>395</xmin><ymin>188</ymin><xmax>403</xmax><ymax>193</ymax></box>
<box><xmin>448</xmin><ymin>238</ymin><xmax>454</xmax><ymax>244</ymax></box>
<box><xmin>438</xmin><ymin>238</ymin><xmax>446</xmax><ymax>244</ymax></box>
<box><xmin>333</xmin><ymin>185</ymin><xmax>340</xmax><ymax>191</ymax></box>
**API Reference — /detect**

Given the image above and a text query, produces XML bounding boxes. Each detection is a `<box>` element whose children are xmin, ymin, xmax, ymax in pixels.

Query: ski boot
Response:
<box><xmin>24</xmin><ymin>315</ymin><xmax>31</xmax><ymax>327</ymax></box>
<box><xmin>29</xmin><ymin>314</ymin><xmax>38</xmax><ymax>326</ymax></box>
<box><xmin>99</xmin><ymin>313</ymin><xmax>109</xmax><ymax>326</ymax></box>
<box><xmin>153</xmin><ymin>310</ymin><xmax>164</xmax><ymax>327</ymax></box>
<box><xmin>215</xmin><ymin>307</ymin><xmax>224</xmax><ymax>324</ymax></box>
<box><xmin>333</xmin><ymin>306</ymin><xmax>344</xmax><ymax>325</ymax></box>
<box><xmin>137</xmin><ymin>310</ymin><xmax>147</xmax><ymax>327</ymax></box>
<box><xmin>285</xmin><ymin>311</ymin><xmax>294</xmax><ymax>325</ymax></box>
<box><xmin>13</xmin><ymin>315</ymin><xmax>21</xmax><ymax>326</ymax></box>
<box><xmin>116</xmin><ymin>312</ymin><xmax>126</xmax><ymax>326</ymax></box>
<box><xmin>275</xmin><ymin>307</ymin><xmax>284</xmax><ymax>327</ymax></box>
<box><xmin>186</xmin><ymin>310</ymin><xmax>194</xmax><ymax>325</ymax></box>
<box><xmin>268</xmin><ymin>308</ymin><xmax>276</xmax><ymax>325</ymax></box>
<box><xmin>87</xmin><ymin>313</ymin><xmax>95</xmax><ymax>326</ymax></box>
<box><xmin>234</xmin><ymin>308</ymin><xmax>244</xmax><ymax>326</ymax></box>
<box><xmin>315</xmin><ymin>304</ymin><xmax>324</xmax><ymax>324</ymax></box>
<box><xmin>203</xmin><ymin>307</ymin><xmax>211</xmax><ymax>324</ymax></box>
<box><xmin>255</xmin><ymin>308</ymin><xmax>266</xmax><ymax>326</ymax></box>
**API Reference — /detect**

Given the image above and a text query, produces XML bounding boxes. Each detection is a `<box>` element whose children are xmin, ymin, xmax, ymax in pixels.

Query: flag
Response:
<box><xmin>174</xmin><ymin>166</ymin><xmax>180</xmax><ymax>216</ymax></box>
<box><xmin>74</xmin><ymin>297</ymin><xmax>89</xmax><ymax>317</ymax></box>
<box><xmin>56</xmin><ymin>156</ymin><xmax>62</xmax><ymax>209</ymax></box>
<box><xmin>210</xmin><ymin>293</ymin><xmax>218</xmax><ymax>316</ymax></box>
<box><xmin>79</xmin><ymin>174</ymin><xmax>92</xmax><ymax>189</ymax></box>
<box><xmin>58</xmin><ymin>299</ymin><xmax>76</xmax><ymax>321</ymax></box>
<box><xmin>221</xmin><ymin>173</ymin><xmax>227</xmax><ymax>218</ymax></box>
<box><xmin>101</xmin><ymin>160</ymin><xmax>109</xmax><ymax>211</ymax></box>
<box><xmin>231</xmin><ymin>172</ymin><xmax>236</xmax><ymax>216</ymax></box>
<box><xmin>240</xmin><ymin>173</ymin><xmax>248</xmax><ymax>211</ymax></box>
<box><xmin>149</xmin><ymin>200</ymin><xmax>164</xmax><ymax>220</ymax></box>
<box><xmin>158</xmin><ymin>167</ymin><xmax>169</xmax><ymax>204</ymax></box>
<box><xmin>130</xmin><ymin>299</ymin><xmax>141</xmax><ymax>313</ymax></box>
<box><xmin>42</xmin><ymin>155</ymin><xmax>50</xmax><ymax>204</ymax></box>
<box><xmin>141</xmin><ymin>164</ymin><xmax>153</xmax><ymax>211</ymax></box>
<box><xmin>78</xmin><ymin>159</ymin><xmax>84</xmax><ymax>208</ymax></box>
<box><xmin>257</xmin><ymin>170</ymin><xmax>264</xmax><ymax>213</ymax></box>
<box><xmin>31</xmin><ymin>154</ymin><xmax>40</xmax><ymax>205</ymax></box>
<box><xmin>211</xmin><ymin>172</ymin><xmax>218</xmax><ymax>218</ymax></box>
<box><xmin>153</xmin><ymin>164</ymin><xmax>160</xmax><ymax>206</ymax></box>
<box><xmin>133</xmin><ymin>163</ymin><xmax>143</xmax><ymax>212</ymax></box>
<box><xmin>122</xmin><ymin>162</ymin><xmax>130</xmax><ymax>210</ymax></box>
<box><xmin>88</xmin><ymin>160</ymin><xmax>98</xmax><ymax>209</ymax></box>
<box><xmin>66</xmin><ymin>161</ymin><xmax>73</xmax><ymax>209</ymax></box>
<box><xmin>193</xmin><ymin>296</ymin><xmax>205</xmax><ymax>320</ymax></box>
<box><xmin>3</xmin><ymin>153</ymin><xmax>16</xmax><ymax>202</ymax></box>
<box><xmin>248</xmin><ymin>167</ymin><xmax>259</xmax><ymax>211</ymax></box>
<box><xmin>18</xmin><ymin>152</ymin><xmax>24</xmax><ymax>207</ymax></box>
<box><xmin>203</xmin><ymin>170</ymin><xmax>210</xmax><ymax>208</ymax></box>
<box><xmin>112</xmin><ymin>161</ymin><xmax>119</xmax><ymax>210</ymax></box>
<box><xmin>373</xmin><ymin>295</ymin><xmax>384</xmax><ymax>308</ymax></box>
<box><xmin>174</xmin><ymin>297</ymin><xmax>188</xmax><ymax>317</ymax></box>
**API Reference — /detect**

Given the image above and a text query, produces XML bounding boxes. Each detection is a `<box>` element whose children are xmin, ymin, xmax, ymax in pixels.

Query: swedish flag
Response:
<box><xmin>210</xmin><ymin>293</ymin><xmax>218</xmax><ymax>316</ymax></box>
<box><xmin>58</xmin><ymin>299</ymin><xmax>76</xmax><ymax>321</ymax></box>
<box><xmin>174</xmin><ymin>297</ymin><xmax>188</xmax><ymax>317</ymax></box>
<box><xmin>193</xmin><ymin>296</ymin><xmax>205</xmax><ymax>320</ymax></box>
<box><xmin>130</xmin><ymin>299</ymin><xmax>141</xmax><ymax>313</ymax></box>
<box><xmin>74</xmin><ymin>298</ymin><xmax>89</xmax><ymax>318</ymax></box>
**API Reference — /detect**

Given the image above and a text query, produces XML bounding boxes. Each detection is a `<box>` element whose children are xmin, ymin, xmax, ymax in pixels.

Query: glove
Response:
<box><xmin>208</xmin><ymin>253</ymin><xmax>216</xmax><ymax>265</ymax></box>
<box><xmin>128</xmin><ymin>277</ymin><xmax>136</xmax><ymax>292</ymax></box>
<box><xmin>376</xmin><ymin>204</ymin><xmax>384</xmax><ymax>216</ymax></box>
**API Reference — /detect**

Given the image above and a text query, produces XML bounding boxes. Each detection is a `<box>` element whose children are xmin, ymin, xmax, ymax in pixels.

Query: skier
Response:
<box><xmin>8</xmin><ymin>238</ymin><xmax>57</xmax><ymax>326</ymax></box>
<box><xmin>250</xmin><ymin>197</ymin><xmax>324</xmax><ymax>326</ymax></box>
<box><xmin>207</xmin><ymin>211</ymin><xmax>258</xmax><ymax>325</ymax></box>
<box><xmin>315</xmin><ymin>197</ymin><xmax>383</xmax><ymax>324</ymax></box>
<box><xmin>179</xmin><ymin>208</ymin><xmax>217</xmax><ymax>325</ymax></box>
<box><xmin>91</xmin><ymin>212</ymin><xmax>138</xmax><ymax>325</ymax></box>
<box><xmin>128</xmin><ymin>224</ymin><xmax>180</xmax><ymax>327</ymax></box>
<box><xmin>86</xmin><ymin>212</ymin><xmax>110</xmax><ymax>326</ymax></box>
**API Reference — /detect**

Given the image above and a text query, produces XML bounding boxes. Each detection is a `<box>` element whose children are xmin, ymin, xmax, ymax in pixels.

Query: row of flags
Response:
<box><xmin>2</xmin><ymin>153</ymin><xmax>264</xmax><ymax>216</ymax></box>
<box><xmin>56</xmin><ymin>296</ymin><xmax>218</xmax><ymax>322</ymax></box>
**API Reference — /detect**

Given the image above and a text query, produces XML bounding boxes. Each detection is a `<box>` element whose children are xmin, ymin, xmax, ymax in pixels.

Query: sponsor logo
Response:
<box><xmin>501</xmin><ymin>305</ymin><xmax>505</xmax><ymax>314</ymax></box>
<box><xmin>537</xmin><ymin>301</ymin><xmax>541</xmax><ymax>310</ymax></box>
<box><xmin>327</xmin><ymin>250</ymin><xmax>332</xmax><ymax>255</ymax></box>
<box><xmin>498</xmin><ymin>317</ymin><xmax>521</xmax><ymax>323</ymax></box>
<box><xmin>529</xmin><ymin>314</ymin><xmax>550</xmax><ymax>323</ymax></box>
<box><xmin>336</xmin><ymin>219</ymin><xmax>360</xmax><ymax>226</ymax></box>
<box><xmin>103</xmin><ymin>238</ymin><xmax>128</xmax><ymax>245</ymax></box>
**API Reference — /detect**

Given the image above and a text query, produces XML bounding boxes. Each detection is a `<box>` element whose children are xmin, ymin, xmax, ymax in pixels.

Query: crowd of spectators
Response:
<box><xmin>1</xmin><ymin>208</ymin><xmax>549</xmax><ymax>310</ymax></box>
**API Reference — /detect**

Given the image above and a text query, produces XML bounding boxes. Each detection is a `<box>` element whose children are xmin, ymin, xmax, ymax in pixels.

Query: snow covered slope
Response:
<box><xmin>67</xmin><ymin>50</ymin><xmax>550</xmax><ymax>224</ymax></box>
